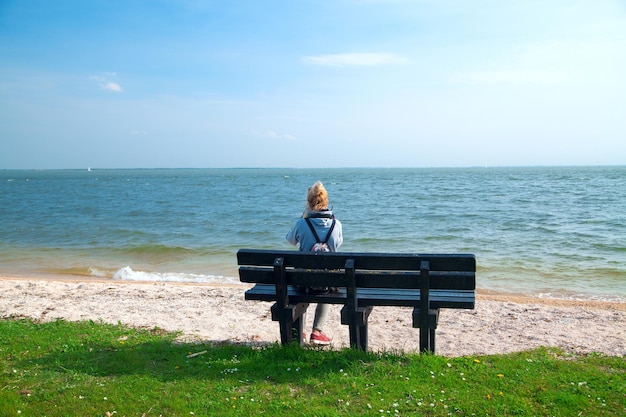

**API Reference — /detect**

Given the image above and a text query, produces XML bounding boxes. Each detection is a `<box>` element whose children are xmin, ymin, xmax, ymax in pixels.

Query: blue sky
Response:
<box><xmin>1</xmin><ymin>0</ymin><xmax>625</xmax><ymax>169</ymax></box>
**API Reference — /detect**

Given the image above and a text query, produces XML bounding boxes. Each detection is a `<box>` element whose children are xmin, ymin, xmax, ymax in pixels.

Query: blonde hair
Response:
<box><xmin>307</xmin><ymin>181</ymin><xmax>329</xmax><ymax>211</ymax></box>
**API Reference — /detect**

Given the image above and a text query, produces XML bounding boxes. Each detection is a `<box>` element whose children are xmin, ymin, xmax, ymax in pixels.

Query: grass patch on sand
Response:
<box><xmin>0</xmin><ymin>318</ymin><xmax>624</xmax><ymax>416</ymax></box>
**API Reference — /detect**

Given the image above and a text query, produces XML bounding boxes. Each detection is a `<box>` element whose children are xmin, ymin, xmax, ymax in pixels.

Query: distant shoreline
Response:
<box><xmin>3</xmin><ymin>165</ymin><xmax>626</xmax><ymax>171</ymax></box>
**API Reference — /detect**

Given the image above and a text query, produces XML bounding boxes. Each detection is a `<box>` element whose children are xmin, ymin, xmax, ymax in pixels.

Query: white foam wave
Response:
<box><xmin>88</xmin><ymin>267</ymin><xmax>109</xmax><ymax>278</ymax></box>
<box><xmin>111</xmin><ymin>266</ymin><xmax>241</xmax><ymax>285</ymax></box>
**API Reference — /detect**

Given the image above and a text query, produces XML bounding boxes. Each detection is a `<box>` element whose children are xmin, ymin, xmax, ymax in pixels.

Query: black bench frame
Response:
<box><xmin>238</xmin><ymin>249</ymin><xmax>476</xmax><ymax>353</ymax></box>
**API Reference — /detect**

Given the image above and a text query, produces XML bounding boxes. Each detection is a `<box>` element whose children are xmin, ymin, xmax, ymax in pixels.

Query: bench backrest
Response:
<box><xmin>238</xmin><ymin>249</ymin><xmax>475</xmax><ymax>291</ymax></box>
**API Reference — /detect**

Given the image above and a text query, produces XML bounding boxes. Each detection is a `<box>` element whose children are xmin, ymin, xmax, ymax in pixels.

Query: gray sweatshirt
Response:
<box><xmin>286</xmin><ymin>209</ymin><xmax>343</xmax><ymax>252</ymax></box>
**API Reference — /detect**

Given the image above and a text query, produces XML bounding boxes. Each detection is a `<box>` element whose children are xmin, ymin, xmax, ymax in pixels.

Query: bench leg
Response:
<box><xmin>419</xmin><ymin>327</ymin><xmax>435</xmax><ymax>353</ymax></box>
<box><xmin>342</xmin><ymin>306</ymin><xmax>373</xmax><ymax>351</ymax></box>
<box><xmin>359</xmin><ymin>324</ymin><xmax>368</xmax><ymax>351</ymax></box>
<box><xmin>348</xmin><ymin>322</ymin><xmax>369</xmax><ymax>351</ymax></box>
<box><xmin>271</xmin><ymin>303</ymin><xmax>309</xmax><ymax>346</ymax></box>
<box><xmin>413</xmin><ymin>308</ymin><xmax>439</xmax><ymax>353</ymax></box>
<box><xmin>430</xmin><ymin>327</ymin><xmax>436</xmax><ymax>352</ymax></box>
<box><xmin>279</xmin><ymin>310</ymin><xmax>307</xmax><ymax>346</ymax></box>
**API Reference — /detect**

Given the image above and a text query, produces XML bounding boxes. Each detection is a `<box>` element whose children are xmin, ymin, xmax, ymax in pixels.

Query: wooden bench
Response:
<box><xmin>237</xmin><ymin>249</ymin><xmax>476</xmax><ymax>353</ymax></box>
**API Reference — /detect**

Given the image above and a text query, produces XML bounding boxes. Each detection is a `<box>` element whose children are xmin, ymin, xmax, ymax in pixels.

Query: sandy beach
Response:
<box><xmin>1</xmin><ymin>276</ymin><xmax>624</xmax><ymax>357</ymax></box>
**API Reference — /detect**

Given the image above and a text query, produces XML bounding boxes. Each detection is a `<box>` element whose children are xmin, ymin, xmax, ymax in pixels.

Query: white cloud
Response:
<box><xmin>104</xmin><ymin>82</ymin><xmax>123</xmax><ymax>92</ymax></box>
<box><xmin>91</xmin><ymin>73</ymin><xmax>123</xmax><ymax>92</ymax></box>
<box><xmin>251</xmin><ymin>130</ymin><xmax>297</xmax><ymax>141</ymax></box>
<box><xmin>301</xmin><ymin>53</ymin><xmax>407</xmax><ymax>67</ymax></box>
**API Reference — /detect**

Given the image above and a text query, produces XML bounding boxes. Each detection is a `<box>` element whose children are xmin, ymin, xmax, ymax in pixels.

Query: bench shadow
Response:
<box><xmin>20</xmin><ymin>337</ymin><xmax>383</xmax><ymax>383</ymax></box>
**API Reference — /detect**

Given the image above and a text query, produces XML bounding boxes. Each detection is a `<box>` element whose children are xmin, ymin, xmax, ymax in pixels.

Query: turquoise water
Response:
<box><xmin>1</xmin><ymin>167</ymin><xmax>624</xmax><ymax>302</ymax></box>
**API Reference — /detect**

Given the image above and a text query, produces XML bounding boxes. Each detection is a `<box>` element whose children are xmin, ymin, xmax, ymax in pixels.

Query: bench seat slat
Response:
<box><xmin>244</xmin><ymin>284</ymin><xmax>474</xmax><ymax>309</ymax></box>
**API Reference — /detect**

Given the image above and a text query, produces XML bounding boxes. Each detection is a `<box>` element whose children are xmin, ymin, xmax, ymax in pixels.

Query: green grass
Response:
<box><xmin>0</xmin><ymin>318</ymin><xmax>624</xmax><ymax>416</ymax></box>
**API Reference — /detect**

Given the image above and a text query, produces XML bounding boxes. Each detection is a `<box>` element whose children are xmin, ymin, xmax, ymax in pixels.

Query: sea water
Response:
<box><xmin>1</xmin><ymin>167</ymin><xmax>624</xmax><ymax>302</ymax></box>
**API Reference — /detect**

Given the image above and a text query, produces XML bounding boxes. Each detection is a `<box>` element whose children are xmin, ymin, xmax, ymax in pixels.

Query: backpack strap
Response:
<box><xmin>324</xmin><ymin>219</ymin><xmax>336</xmax><ymax>244</ymax></box>
<box><xmin>305</xmin><ymin>218</ymin><xmax>336</xmax><ymax>245</ymax></box>
<box><xmin>304</xmin><ymin>218</ymin><xmax>322</xmax><ymax>243</ymax></box>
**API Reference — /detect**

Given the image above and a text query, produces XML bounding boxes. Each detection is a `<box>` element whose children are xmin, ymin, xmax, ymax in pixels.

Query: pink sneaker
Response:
<box><xmin>310</xmin><ymin>331</ymin><xmax>331</xmax><ymax>345</ymax></box>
